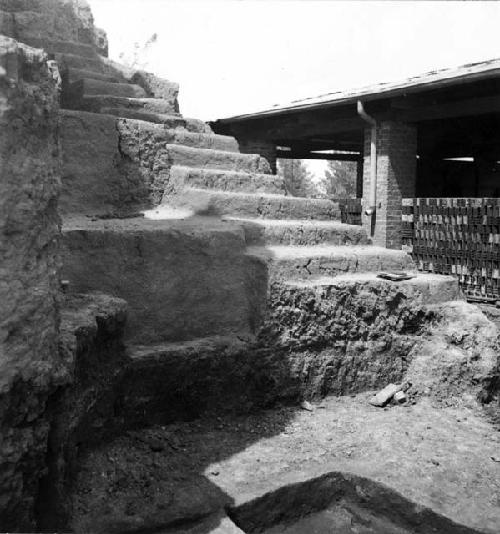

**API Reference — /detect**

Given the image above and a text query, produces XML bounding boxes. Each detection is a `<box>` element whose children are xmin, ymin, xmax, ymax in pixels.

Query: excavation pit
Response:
<box><xmin>70</xmin><ymin>396</ymin><xmax>500</xmax><ymax>534</ymax></box>
<box><xmin>230</xmin><ymin>472</ymin><xmax>485</xmax><ymax>534</ymax></box>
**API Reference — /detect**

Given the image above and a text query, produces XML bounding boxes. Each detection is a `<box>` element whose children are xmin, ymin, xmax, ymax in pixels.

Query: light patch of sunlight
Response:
<box><xmin>143</xmin><ymin>206</ymin><xmax>194</xmax><ymax>220</ymax></box>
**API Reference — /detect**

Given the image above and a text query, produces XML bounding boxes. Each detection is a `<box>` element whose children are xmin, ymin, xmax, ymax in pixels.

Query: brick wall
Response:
<box><xmin>237</xmin><ymin>138</ymin><xmax>277</xmax><ymax>174</ymax></box>
<box><xmin>362</xmin><ymin>121</ymin><xmax>417</xmax><ymax>249</ymax></box>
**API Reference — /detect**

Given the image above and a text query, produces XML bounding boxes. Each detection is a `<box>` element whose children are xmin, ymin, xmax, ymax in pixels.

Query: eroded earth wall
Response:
<box><xmin>0</xmin><ymin>36</ymin><xmax>61</xmax><ymax>530</ymax></box>
<box><xmin>0</xmin><ymin>0</ymin><xmax>107</xmax><ymax>56</ymax></box>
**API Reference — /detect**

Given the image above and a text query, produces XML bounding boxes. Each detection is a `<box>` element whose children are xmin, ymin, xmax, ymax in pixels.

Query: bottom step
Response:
<box><xmin>286</xmin><ymin>272</ymin><xmax>462</xmax><ymax>306</ymax></box>
<box><xmin>118</xmin><ymin>272</ymin><xmax>461</xmax><ymax>426</ymax></box>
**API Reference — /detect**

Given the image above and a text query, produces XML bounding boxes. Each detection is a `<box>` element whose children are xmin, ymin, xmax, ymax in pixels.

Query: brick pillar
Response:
<box><xmin>237</xmin><ymin>138</ymin><xmax>277</xmax><ymax>174</ymax></box>
<box><xmin>362</xmin><ymin>121</ymin><xmax>417</xmax><ymax>249</ymax></box>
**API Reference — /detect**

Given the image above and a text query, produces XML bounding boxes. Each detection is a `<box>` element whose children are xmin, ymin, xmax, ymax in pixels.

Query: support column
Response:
<box><xmin>362</xmin><ymin>121</ymin><xmax>417</xmax><ymax>249</ymax></box>
<box><xmin>237</xmin><ymin>138</ymin><xmax>277</xmax><ymax>174</ymax></box>
<box><xmin>356</xmin><ymin>159</ymin><xmax>363</xmax><ymax>198</ymax></box>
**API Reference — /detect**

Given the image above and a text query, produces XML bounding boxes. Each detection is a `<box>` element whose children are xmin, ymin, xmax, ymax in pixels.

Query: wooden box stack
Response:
<box><xmin>339</xmin><ymin>198</ymin><xmax>362</xmax><ymax>226</ymax></box>
<box><xmin>402</xmin><ymin>198</ymin><xmax>500</xmax><ymax>299</ymax></box>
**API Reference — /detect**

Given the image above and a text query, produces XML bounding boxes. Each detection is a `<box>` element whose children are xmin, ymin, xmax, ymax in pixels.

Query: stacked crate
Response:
<box><xmin>339</xmin><ymin>198</ymin><xmax>362</xmax><ymax>226</ymax></box>
<box><xmin>402</xmin><ymin>198</ymin><xmax>500</xmax><ymax>300</ymax></box>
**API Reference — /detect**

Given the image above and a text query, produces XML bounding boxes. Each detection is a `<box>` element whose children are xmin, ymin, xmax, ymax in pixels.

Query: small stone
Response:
<box><xmin>491</xmin><ymin>456</ymin><xmax>500</xmax><ymax>463</ymax></box>
<box><xmin>146</xmin><ymin>438</ymin><xmax>164</xmax><ymax>452</ymax></box>
<box><xmin>61</xmin><ymin>279</ymin><xmax>70</xmax><ymax>293</ymax></box>
<box><xmin>210</xmin><ymin>470</ymin><xmax>220</xmax><ymax>476</ymax></box>
<box><xmin>300</xmin><ymin>401</ymin><xmax>314</xmax><ymax>412</ymax></box>
<box><xmin>369</xmin><ymin>383</ymin><xmax>403</xmax><ymax>407</ymax></box>
<box><xmin>393</xmin><ymin>391</ymin><xmax>407</xmax><ymax>404</ymax></box>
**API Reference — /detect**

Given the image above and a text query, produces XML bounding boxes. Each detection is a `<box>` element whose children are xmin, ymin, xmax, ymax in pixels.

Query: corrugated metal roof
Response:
<box><xmin>217</xmin><ymin>58</ymin><xmax>500</xmax><ymax>122</ymax></box>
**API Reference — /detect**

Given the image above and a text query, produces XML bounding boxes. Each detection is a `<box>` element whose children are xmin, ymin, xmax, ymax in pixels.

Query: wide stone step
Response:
<box><xmin>168</xmin><ymin>129</ymin><xmax>238</xmax><ymax>151</ymax></box>
<box><xmin>245</xmin><ymin>244</ymin><xmax>415</xmax><ymax>280</ymax></box>
<box><xmin>72</xmin><ymin>95</ymin><xmax>181</xmax><ymax>116</ymax></box>
<box><xmin>168</xmin><ymin>166</ymin><xmax>285</xmax><ymax>195</ymax></box>
<box><xmin>26</xmin><ymin>39</ymin><xmax>98</xmax><ymax>58</ymax></box>
<box><xmin>68</xmin><ymin>78</ymin><xmax>148</xmax><ymax>99</ymax></box>
<box><xmin>89</xmin><ymin>107</ymin><xmax>210</xmax><ymax>132</ymax></box>
<box><xmin>54</xmin><ymin>52</ymin><xmax>105</xmax><ymax>73</ymax></box>
<box><xmin>80</xmin><ymin>95</ymin><xmax>177</xmax><ymax>114</ymax></box>
<box><xmin>119</xmin><ymin>335</ymin><xmax>251</xmax><ymax>426</ymax></box>
<box><xmin>226</xmin><ymin>218</ymin><xmax>370</xmax><ymax>246</ymax></box>
<box><xmin>285</xmin><ymin>272</ymin><xmax>462</xmax><ymax>305</ymax></box>
<box><xmin>117</xmin><ymin>118</ymin><xmax>238</xmax><ymax>152</ymax></box>
<box><xmin>127</xmin><ymin>335</ymin><xmax>248</xmax><ymax>367</ymax></box>
<box><xmin>102</xmin><ymin>108</ymin><xmax>185</xmax><ymax>128</ymax></box>
<box><xmin>165</xmin><ymin>144</ymin><xmax>272</xmax><ymax>174</ymax></box>
<box><xmin>167</xmin><ymin>189</ymin><xmax>341</xmax><ymax>220</ymax></box>
<box><xmin>67</xmin><ymin>67</ymin><xmax>124</xmax><ymax>84</ymax></box>
<box><xmin>62</xmin><ymin>217</ymin><xmax>256</xmax><ymax>344</ymax></box>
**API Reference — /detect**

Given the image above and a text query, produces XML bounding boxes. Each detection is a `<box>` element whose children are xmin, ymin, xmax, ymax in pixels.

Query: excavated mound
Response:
<box><xmin>2</xmin><ymin>1</ymin><xmax>500</xmax><ymax>532</ymax></box>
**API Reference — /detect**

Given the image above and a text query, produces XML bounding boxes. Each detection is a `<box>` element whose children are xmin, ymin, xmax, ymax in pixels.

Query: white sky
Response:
<box><xmin>89</xmin><ymin>0</ymin><xmax>500</xmax><ymax>121</ymax></box>
<box><xmin>88</xmin><ymin>0</ymin><xmax>500</xmax><ymax>178</ymax></box>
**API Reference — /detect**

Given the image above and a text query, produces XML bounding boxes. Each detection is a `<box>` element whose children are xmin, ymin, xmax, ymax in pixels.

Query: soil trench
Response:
<box><xmin>70</xmin><ymin>395</ymin><xmax>500</xmax><ymax>534</ymax></box>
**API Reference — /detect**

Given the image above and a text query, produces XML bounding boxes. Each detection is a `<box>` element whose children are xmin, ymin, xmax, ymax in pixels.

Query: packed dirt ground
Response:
<box><xmin>71</xmin><ymin>393</ymin><xmax>500</xmax><ymax>534</ymax></box>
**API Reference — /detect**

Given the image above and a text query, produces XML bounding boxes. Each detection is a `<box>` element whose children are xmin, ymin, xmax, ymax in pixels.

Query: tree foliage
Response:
<box><xmin>320</xmin><ymin>160</ymin><xmax>358</xmax><ymax>199</ymax></box>
<box><xmin>277</xmin><ymin>159</ymin><xmax>318</xmax><ymax>198</ymax></box>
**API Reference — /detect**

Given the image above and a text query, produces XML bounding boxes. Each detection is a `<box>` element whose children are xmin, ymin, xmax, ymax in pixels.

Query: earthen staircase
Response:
<box><xmin>59</xmin><ymin>45</ymin><xmax>415</xmax><ymax>274</ymax></box>
<box><xmin>55</xmin><ymin>43</ymin><xmax>460</xmax><ymax>419</ymax></box>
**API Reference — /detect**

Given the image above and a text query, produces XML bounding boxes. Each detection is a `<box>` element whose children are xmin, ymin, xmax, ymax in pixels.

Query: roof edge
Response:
<box><xmin>216</xmin><ymin>58</ymin><xmax>500</xmax><ymax>124</ymax></box>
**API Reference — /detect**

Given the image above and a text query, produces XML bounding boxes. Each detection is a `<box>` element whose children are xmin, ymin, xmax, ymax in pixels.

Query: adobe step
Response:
<box><xmin>260</xmin><ymin>272</ymin><xmax>463</xmax><ymax>351</ymax></box>
<box><xmin>25</xmin><ymin>39</ymin><xmax>99</xmax><ymax>58</ymax></box>
<box><xmin>164</xmin><ymin>144</ymin><xmax>272</xmax><ymax>174</ymax></box>
<box><xmin>62</xmin><ymin>216</ymin><xmax>254</xmax><ymax>344</ymax></box>
<box><xmin>127</xmin><ymin>335</ymin><xmax>248</xmax><ymax>367</ymax></box>
<box><xmin>225</xmin><ymin>217</ymin><xmax>370</xmax><ymax>246</ymax></box>
<box><xmin>168</xmin><ymin>166</ymin><xmax>285</xmax><ymax>195</ymax></box>
<box><xmin>67</xmin><ymin>67</ymin><xmax>124</xmax><ymax>84</ymax></box>
<box><xmin>85</xmin><ymin>107</ymin><xmax>210</xmax><ymax>132</ymax></box>
<box><xmin>54</xmin><ymin>52</ymin><xmax>106</xmax><ymax>73</ymax></box>
<box><xmin>285</xmin><ymin>272</ymin><xmax>462</xmax><ymax>305</ymax></box>
<box><xmin>167</xmin><ymin>189</ymin><xmax>340</xmax><ymax>220</ymax></box>
<box><xmin>118</xmin><ymin>118</ymin><xmax>239</xmax><ymax>152</ymax></box>
<box><xmin>245</xmin><ymin>244</ymin><xmax>414</xmax><ymax>280</ymax></box>
<box><xmin>70</xmin><ymin>95</ymin><xmax>181</xmax><ymax>117</ymax></box>
<box><xmin>68</xmin><ymin>78</ymin><xmax>148</xmax><ymax>99</ymax></box>
<box><xmin>170</xmin><ymin>129</ymin><xmax>238</xmax><ymax>151</ymax></box>
<box><xmin>120</xmin><ymin>335</ymin><xmax>252</xmax><ymax>425</ymax></box>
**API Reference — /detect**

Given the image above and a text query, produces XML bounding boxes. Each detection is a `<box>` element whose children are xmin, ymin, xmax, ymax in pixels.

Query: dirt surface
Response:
<box><xmin>261</xmin><ymin>504</ymin><xmax>414</xmax><ymax>534</ymax></box>
<box><xmin>71</xmin><ymin>395</ymin><xmax>500</xmax><ymax>534</ymax></box>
